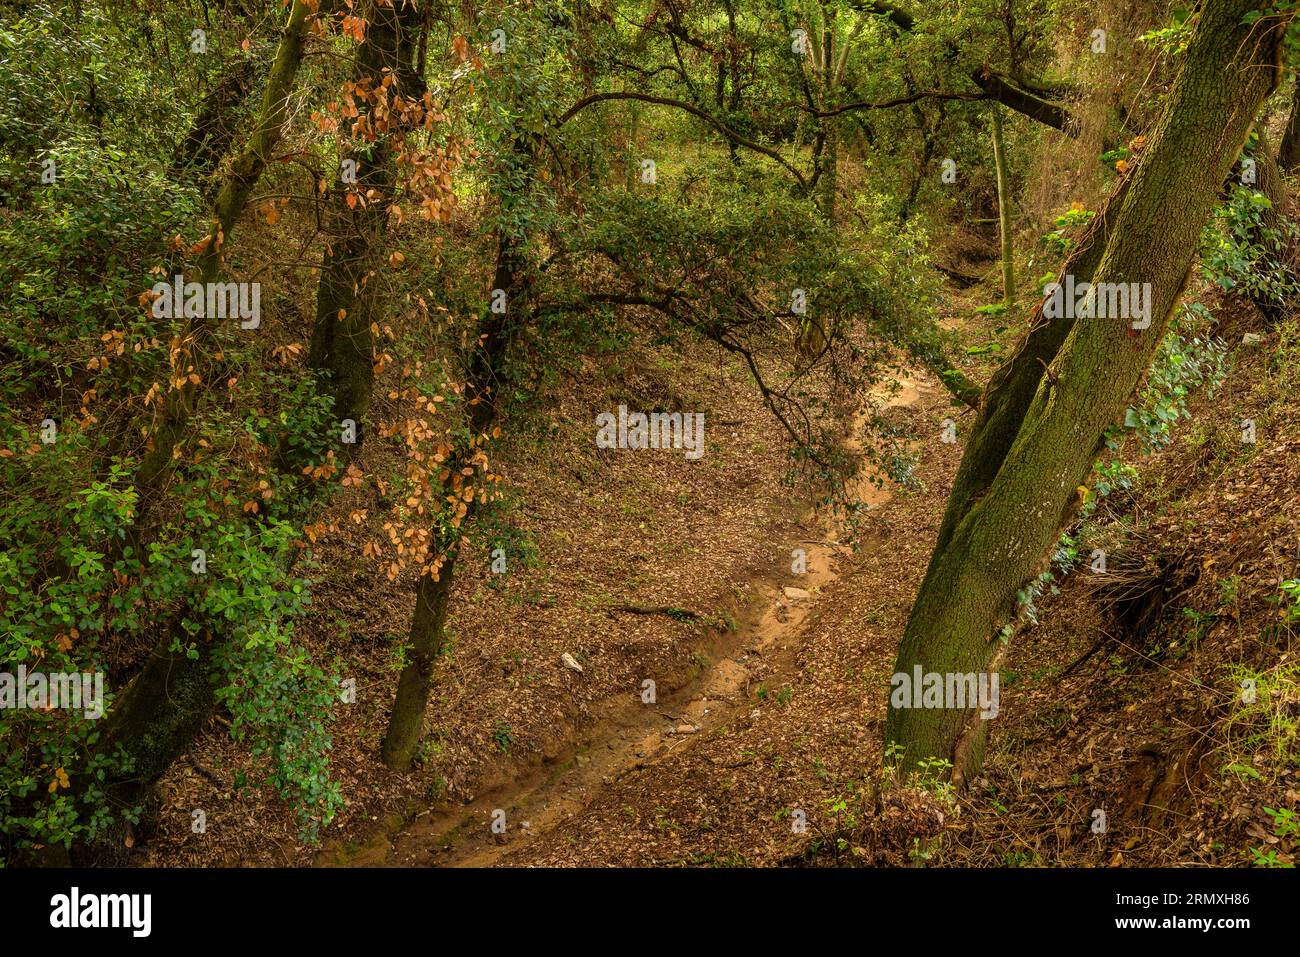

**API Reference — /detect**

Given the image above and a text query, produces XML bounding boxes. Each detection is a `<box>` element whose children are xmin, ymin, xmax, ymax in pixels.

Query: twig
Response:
<box><xmin>607</xmin><ymin>604</ymin><xmax>704</xmax><ymax>621</ymax></box>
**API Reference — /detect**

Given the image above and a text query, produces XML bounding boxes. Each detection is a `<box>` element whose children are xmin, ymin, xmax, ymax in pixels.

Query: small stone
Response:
<box><xmin>782</xmin><ymin>586</ymin><xmax>811</xmax><ymax>600</ymax></box>
<box><xmin>1242</xmin><ymin>333</ymin><xmax>1264</xmax><ymax>347</ymax></box>
<box><xmin>561</xmin><ymin>652</ymin><xmax>584</xmax><ymax>673</ymax></box>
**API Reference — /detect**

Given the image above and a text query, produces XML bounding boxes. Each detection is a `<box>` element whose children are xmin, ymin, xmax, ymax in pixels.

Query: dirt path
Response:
<box><xmin>335</xmin><ymin>375</ymin><xmax>932</xmax><ymax>867</ymax></box>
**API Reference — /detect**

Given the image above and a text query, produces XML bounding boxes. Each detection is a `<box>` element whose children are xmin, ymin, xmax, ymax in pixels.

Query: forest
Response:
<box><xmin>1</xmin><ymin>0</ymin><xmax>1299</xmax><ymax>895</ymax></box>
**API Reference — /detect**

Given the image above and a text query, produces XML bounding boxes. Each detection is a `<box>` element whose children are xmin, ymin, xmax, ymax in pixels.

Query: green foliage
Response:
<box><xmin>1040</xmin><ymin>203</ymin><xmax>1095</xmax><ymax>259</ymax></box>
<box><xmin>1251</xmin><ymin>807</ymin><xmax>1298</xmax><ymax>867</ymax></box>
<box><xmin>1117</xmin><ymin>302</ymin><xmax>1227</xmax><ymax>454</ymax></box>
<box><xmin>1279</xmin><ymin>579</ymin><xmax>1300</xmax><ymax>623</ymax></box>
<box><xmin>492</xmin><ymin>721</ymin><xmax>515</xmax><ymax>755</ymax></box>
<box><xmin>7</xmin><ymin>0</ymin><xmax>1283</xmax><ymax>869</ymax></box>
<box><xmin>1138</xmin><ymin>9</ymin><xmax>1196</xmax><ymax>56</ymax></box>
<box><xmin>1201</xmin><ymin>184</ymin><xmax>1300</xmax><ymax>308</ymax></box>
<box><xmin>208</xmin><ymin>522</ymin><xmax>342</xmax><ymax>842</ymax></box>
<box><xmin>1223</xmin><ymin>657</ymin><xmax>1300</xmax><ymax>777</ymax></box>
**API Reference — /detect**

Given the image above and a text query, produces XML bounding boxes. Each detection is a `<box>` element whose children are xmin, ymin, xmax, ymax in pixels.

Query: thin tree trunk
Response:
<box><xmin>990</xmin><ymin>105</ymin><xmax>1015</xmax><ymax>306</ymax></box>
<box><xmin>98</xmin><ymin>0</ymin><xmax>426</xmax><ymax>816</ymax></box>
<box><xmin>129</xmin><ymin>0</ymin><xmax>314</xmax><ymax>549</ymax></box>
<box><xmin>168</xmin><ymin>57</ymin><xmax>258</xmax><ymax>193</ymax></box>
<box><xmin>885</xmin><ymin>0</ymin><xmax>1291</xmax><ymax>775</ymax></box>
<box><xmin>820</xmin><ymin>11</ymin><xmax>837</xmax><ymax>223</ymax></box>
<box><xmin>1247</xmin><ymin>127</ymin><xmax>1292</xmax><ymax>324</ymax></box>
<box><xmin>381</xmin><ymin>228</ymin><xmax>527</xmax><ymax>770</ymax></box>
<box><xmin>822</xmin><ymin>116</ymin><xmax>838</xmax><ymax>222</ymax></box>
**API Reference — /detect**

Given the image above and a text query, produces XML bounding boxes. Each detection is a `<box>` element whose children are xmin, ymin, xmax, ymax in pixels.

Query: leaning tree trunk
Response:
<box><xmin>885</xmin><ymin>0</ymin><xmax>1291</xmax><ymax>776</ymax></box>
<box><xmin>128</xmin><ymin>0</ymin><xmax>314</xmax><ymax>549</ymax></box>
<box><xmin>167</xmin><ymin>57</ymin><xmax>258</xmax><ymax>194</ymax></box>
<box><xmin>928</xmin><ymin>171</ymin><xmax>1133</xmax><ymax>562</ymax></box>
<box><xmin>98</xmin><ymin>0</ymin><xmax>428</xmax><ymax>817</ymax></box>
<box><xmin>990</xmin><ymin>105</ymin><xmax>1015</xmax><ymax>307</ymax></box>
<box><xmin>91</xmin><ymin>0</ymin><xmax>315</xmax><ymax>809</ymax></box>
<box><xmin>307</xmin><ymin>0</ymin><xmax>424</xmax><ymax>454</ymax></box>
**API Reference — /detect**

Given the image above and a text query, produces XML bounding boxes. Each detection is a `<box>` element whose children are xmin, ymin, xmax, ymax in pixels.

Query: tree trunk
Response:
<box><xmin>1279</xmin><ymin>76</ymin><xmax>1300</xmax><ymax>173</ymax></box>
<box><xmin>990</xmin><ymin>105</ymin><xmax>1015</xmax><ymax>306</ymax></box>
<box><xmin>96</xmin><ymin>633</ymin><xmax>220</xmax><ymax>812</ymax></box>
<box><xmin>885</xmin><ymin>0</ymin><xmax>1290</xmax><ymax>775</ymax></box>
<box><xmin>930</xmin><ymin>172</ymin><xmax>1131</xmax><ymax>562</ymax></box>
<box><xmin>380</xmin><ymin>548</ymin><xmax>460</xmax><ymax>769</ymax></box>
<box><xmin>89</xmin><ymin>0</ymin><xmax>315</xmax><ymax>808</ymax></box>
<box><xmin>1246</xmin><ymin>127</ymin><xmax>1292</xmax><ymax>324</ymax></box>
<box><xmin>129</xmin><ymin>0</ymin><xmax>314</xmax><ymax>547</ymax></box>
<box><xmin>822</xmin><ymin>116</ymin><xmax>838</xmax><ymax>223</ymax></box>
<box><xmin>819</xmin><ymin>12</ymin><xmax>837</xmax><ymax>223</ymax></box>
<box><xmin>167</xmin><ymin>58</ymin><xmax>258</xmax><ymax>194</ymax></box>
<box><xmin>307</xmin><ymin>0</ymin><xmax>424</xmax><ymax>452</ymax></box>
<box><xmin>381</xmin><ymin>228</ymin><xmax>527</xmax><ymax>770</ymax></box>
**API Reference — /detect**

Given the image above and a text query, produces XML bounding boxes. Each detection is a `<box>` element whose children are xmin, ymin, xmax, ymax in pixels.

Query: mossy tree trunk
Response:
<box><xmin>91</xmin><ymin>0</ymin><xmax>316</xmax><ymax>813</ymax></box>
<box><xmin>930</xmin><ymin>173</ymin><xmax>1132</xmax><ymax>562</ymax></box>
<box><xmin>307</xmin><ymin>0</ymin><xmax>424</xmax><ymax>454</ymax></box>
<box><xmin>885</xmin><ymin>0</ymin><xmax>1291</xmax><ymax>775</ymax></box>
<box><xmin>129</xmin><ymin>0</ymin><xmax>314</xmax><ymax>546</ymax></box>
<box><xmin>167</xmin><ymin>58</ymin><xmax>257</xmax><ymax>194</ymax></box>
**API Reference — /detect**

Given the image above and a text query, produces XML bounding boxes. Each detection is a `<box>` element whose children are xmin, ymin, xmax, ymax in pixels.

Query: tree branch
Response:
<box><xmin>555</xmin><ymin>92</ymin><xmax>809</xmax><ymax>188</ymax></box>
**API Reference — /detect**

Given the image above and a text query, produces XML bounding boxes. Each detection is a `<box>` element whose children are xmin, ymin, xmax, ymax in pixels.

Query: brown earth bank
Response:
<box><xmin>140</xmin><ymin>337</ymin><xmax>843</xmax><ymax>866</ymax></box>
<box><xmin>140</xmin><ymin>280</ymin><xmax>1297</xmax><ymax>870</ymax></box>
<box><xmin>368</xmin><ymin>291</ymin><xmax>1298</xmax><ymax>869</ymax></box>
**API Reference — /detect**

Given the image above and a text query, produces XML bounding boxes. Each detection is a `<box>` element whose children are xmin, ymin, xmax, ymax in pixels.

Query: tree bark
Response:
<box><xmin>885</xmin><ymin>0</ymin><xmax>1290</xmax><ymax>774</ymax></box>
<box><xmin>96</xmin><ymin>634</ymin><xmax>221</xmax><ymax>813</ymax></box>
<box><xmin>90</xmin><ymin>0</ymin><xmax>316</xmax><ymax>809</ymax></box>
<box><xmin>990</xmin><ymin>105</ymin><xmax>1015</xmax><ymax>306</ymax></box>
<box><xmin>307</xmin><ymin>0</ymin><xmax>424</xmax><ymax>453</ymax></box>
<box><xmin>1279</xmin><ymin>76</ymin><xmax>1300</xmax><ymax>174</ymax></box>
<box><xmin>168</xmin><ymin>58</ymin><xmax>258</xmax><ymax>193</ymax></box>
<box><xmin>381</xmin><ymin>228</ymin><xmax>527</xmax><ymax>770</ymax></box>
<box><xmin>930</xmin><ymin>172</ymin><xmax>1131</xmax><ymax>562</ymax></box>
